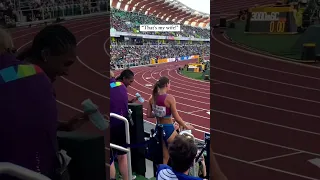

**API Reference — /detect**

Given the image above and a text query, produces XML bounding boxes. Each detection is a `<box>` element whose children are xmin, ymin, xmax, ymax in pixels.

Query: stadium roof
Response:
<box><xmin>111</xmin><ymin>0</ymin><xmax>210</xmax><ymax>28</ymax></box>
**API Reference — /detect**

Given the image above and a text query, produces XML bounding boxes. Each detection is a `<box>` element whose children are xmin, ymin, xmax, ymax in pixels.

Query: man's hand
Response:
<box><xmin>131</xmin><ymin>96</ymin><xmax>139</xmax><ymax>102</ymax></box>
<box><xmin>58</xmin><ymin>109</ymin><xmax>98</xmax><ymax>132</ymax></box>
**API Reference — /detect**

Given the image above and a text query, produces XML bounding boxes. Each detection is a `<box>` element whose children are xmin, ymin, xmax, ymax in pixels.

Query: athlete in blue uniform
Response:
<box><xmin>147</xmin><ymin>76</ymin><xmax>194</xmax><ymax>164</ymax></box>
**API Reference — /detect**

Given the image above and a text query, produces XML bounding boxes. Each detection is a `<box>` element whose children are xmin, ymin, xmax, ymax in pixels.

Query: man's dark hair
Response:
<box><xmin>168</xmin><ymin>135</ymin><xmax>197</xmax><ymax>173</ymax></box>
<box><xmin>116</xmin><ymin>69</ymin><xmax>134</xmax><ymax>81</ymax></box>
<box><xmin>17</xmin><ymin>24</ymin><xmax>76</xmax><ymax>61</ymax></box>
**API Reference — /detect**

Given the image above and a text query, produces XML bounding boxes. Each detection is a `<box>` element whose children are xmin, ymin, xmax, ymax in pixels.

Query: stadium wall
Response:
<box><xmin>150</xmin><ymin>55</ymin><xmax>200</xmax><ymax>64</ymax></box>
<box><xmin>111</xmin><ymin>31</ymin><xmax>210</xmax><ymax>42</ymax></box>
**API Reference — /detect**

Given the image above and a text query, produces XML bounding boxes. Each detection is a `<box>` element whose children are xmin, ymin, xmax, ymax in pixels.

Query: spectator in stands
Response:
<box><xmin>0</xmin><ymin>27</ymin><xmax>92</xmax><ymax>180</ymax></box>
<box><xmin>147</xmin><ymin>76</ymin><xmax>194</xmax><ymax>164</ymax></box>
<box><xmin>110</xmin><ymin>69</ymin><xmax>136</xmax><ymax>180</ymax></box>
<box><xmin>156</xmin><ymin>134</ymin><xmax>202</xmax><ymax>180</ymax></box>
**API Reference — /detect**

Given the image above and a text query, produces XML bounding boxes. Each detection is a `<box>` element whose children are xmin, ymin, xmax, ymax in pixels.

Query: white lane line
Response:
<box><xmin>212</xmin><ymin>66</ymin><xmax>320</xmax><ymax>92</ymax></box>
<box><xmin>308</xmin><ymin>158</ymin><xmax>320</xmax><ymax>168</ymax></box>
<box><xmin>188</xmin><ymin>109</ymin><xmax>206</xmax><ymax>114</ymax></box>
<box><xmin>250</xmin><ymin>152</ymin><xmax>303</xmax><ymax>163</ymax></box>
<box><xmin>214</xmin><ymin>152</ymin><xmax>320</xmax><ymax>180</ymax></box>
<box><xmin>212</xmin><ymin>93</ymin><xmax>320</xmax><ymax>119</ymax></box>
<box><xmin>211</xmin><ymin>109</ymin><xmax>320</xmax><ymax>136</ymax></box>
<box><xmin>212</xmin><ymin>128</ymin><xmax>320</xmax><ymax>157</ymax></box>
<box><xmin>212</xmin><ymin>79</ymin><xmax>320</xmax><ymax>104</ymax></box>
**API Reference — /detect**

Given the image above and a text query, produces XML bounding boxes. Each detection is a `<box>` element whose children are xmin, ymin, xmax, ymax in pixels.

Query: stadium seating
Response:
<box><xmin>110</xmin><ymin>44</ymin><xmax>210</xmax><ymax>68</ymax></box>
<box><xmin>0</xmin><ymin>0</ymin><xmax>108</xmax><ymax>26</ymax></box>
<box><xmin>111</xmin><ymin>8</ymin><xmax>210</xmax><ymax>39</ymax></box>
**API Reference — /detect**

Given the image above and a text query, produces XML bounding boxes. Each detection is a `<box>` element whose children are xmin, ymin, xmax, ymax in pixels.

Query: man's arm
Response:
<box><xmin>57</xmin><ymin>110</ymin><xmax>97</xmax><ymax>131</ymax></box>
<box><xmin>128</xmin><ymin>96</ymin><xmax>138</xmax><ymax>103</ymax></box>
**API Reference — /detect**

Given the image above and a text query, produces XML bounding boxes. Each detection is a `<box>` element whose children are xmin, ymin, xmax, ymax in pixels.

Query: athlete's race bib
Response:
<box><xmin>153</xmin><ymin>105</ymin><xmax>166</xmax><ymax>117</ymax></box>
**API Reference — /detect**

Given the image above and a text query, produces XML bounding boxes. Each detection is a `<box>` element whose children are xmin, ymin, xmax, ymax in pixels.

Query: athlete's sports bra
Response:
<box><xmin>153</xmin><ymin>94</ymin><xmax>172</xmax><ymax>118</ymax></box>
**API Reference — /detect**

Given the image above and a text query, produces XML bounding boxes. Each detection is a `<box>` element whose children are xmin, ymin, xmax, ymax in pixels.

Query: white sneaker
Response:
<box><xmin>119</xmin><ymin>175</ymin><xmax>136</xmax><ymax>180</ymax></box>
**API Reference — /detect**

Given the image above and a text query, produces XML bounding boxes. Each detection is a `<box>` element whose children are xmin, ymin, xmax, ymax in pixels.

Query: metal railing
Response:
<box><xmin>0</xmin><ymin>162</ymin><xmax>51</xmax><ymax>180</ymax></box>
<box><xmin>109</xmin><ymin>113</ymin><xmax>132</xmax><ymax>180</ymax></box>
<box><xmin>14</xmin><ymin>1</ymin><xmax>108</xmax><ymax>24</ymax></box>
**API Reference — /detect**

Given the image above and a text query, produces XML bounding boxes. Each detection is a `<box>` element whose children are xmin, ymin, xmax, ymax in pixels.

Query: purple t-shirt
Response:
<box><xmin>0</xmin><ymin>54</ymin><xmax>58</xmax><ymax>179</ymax></box>
<box><xmin>110</xmin><ymin>78</ymin><xmax>128</xmax><ymax>127</ymax></box>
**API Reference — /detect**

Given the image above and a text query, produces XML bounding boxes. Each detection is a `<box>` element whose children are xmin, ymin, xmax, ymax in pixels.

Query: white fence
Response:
<box><xmin>109</xmin><ymin>113</ymin><xmax>133</xmax><ymax>180</ymax></box>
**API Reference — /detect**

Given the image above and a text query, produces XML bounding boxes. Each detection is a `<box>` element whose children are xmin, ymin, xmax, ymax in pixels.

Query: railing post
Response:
<box><xmin>110</xmin><ymin>113</ymin><xmax>132</xmax><ymax>180</ymax></box>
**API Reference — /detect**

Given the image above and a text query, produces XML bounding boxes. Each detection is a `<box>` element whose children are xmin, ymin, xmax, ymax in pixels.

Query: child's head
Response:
<box><xmin>169</xmin><ymin>135</ymin><xmax>197</xmax><ymax>173</ymax></box>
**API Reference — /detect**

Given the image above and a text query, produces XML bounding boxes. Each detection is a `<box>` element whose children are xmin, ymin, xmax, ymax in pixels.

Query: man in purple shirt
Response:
<box><xmin>110</xmin><ymin>69</ymin><xmax>135</xmax><ymax>180</ymax></box>
<box><xmin>0</xmin><ymin>53</ymin><xmax>59</xmax><ymax>179</ymax></box>
<box><xmin>0</xmin><ymin>25</ymin><xmax>92</xmax><ymax>180</ymax></box>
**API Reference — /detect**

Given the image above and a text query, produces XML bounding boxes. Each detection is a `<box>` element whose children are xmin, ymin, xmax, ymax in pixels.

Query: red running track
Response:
<box><xmin>112</xmin><ymin>60</ymin><xmax>211</xmax><ymax>140</ymax></box>
<box><xmin>10</xmin><ymin>15</ymin><xmax>110</xmax><ymax>177</ymax></box>
<box><xmin>211</xmin><ymin>28</ymin><xmax>320</xmax><ymax>180</ymax></box>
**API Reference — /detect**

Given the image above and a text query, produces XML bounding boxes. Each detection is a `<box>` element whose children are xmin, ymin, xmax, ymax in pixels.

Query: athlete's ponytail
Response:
<box><xmin>153</xmin><ymin>81</ymin><xmax>160</xmax><ymax>104</ymax></box>
<box><xmin>153</xmin><ymin>76</ymin><xmax>170</xmax><ymax>103</ymax></box>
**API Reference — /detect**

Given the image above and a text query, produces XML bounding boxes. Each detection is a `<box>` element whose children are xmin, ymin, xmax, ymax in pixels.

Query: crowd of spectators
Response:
<box><xmin>111</xmin><ymin>8</ymin><xmax>210</xmax><ymax>39</ymax></box>
<box><xmin>0</xmin><ymin>0</ymin><xmax>16</xmax><ymax>26</ymax></box>
<box><xmin>110</xmin><ymin>44</ymin><xmax>210</xmax><ymax>69</ymax></box>
<box><xmin>0</xmin><ymin>0</ymin><xmax>108</xmax><ymax>24</ymax></box>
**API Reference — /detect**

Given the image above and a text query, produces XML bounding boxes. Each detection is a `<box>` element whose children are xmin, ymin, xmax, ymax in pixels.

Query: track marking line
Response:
<box><xmin>212</xmin><ymin>93</ymin><xmax>320</xmax><ymax>119</ymax></box>
<box><xmin>212</xmin><ymin>66</ymin><xmax>320</xmax><ymax>92</ymax></box>
<box><xmin>308</xmin><ymin>158</ymin><xmax>320</xmax><ymax>168</ymax></box>
<box><xmin>136</xmin><ymin>70</ymin><xmax>210</xmax><ymax>105</ymax></box>
<box><xmin>213</xmin><ymin>79</ymin><xmax>320</xmax><ymax>104</ymax></box>
<box><xmin>163</xmin><ymin>69</ymin><xmax>210</xmax><ymax>92</ymax></box>
<box><xmin>214</xmin><ymin>152</ymin><xmax>320</xmax><ymax>180</ymax></box>
<box><xmin>187</xmin><ymin>109</ymin><xmax>206</xmax><ymax>114</ymax></box>
<box><xmin>173</xmin><ymin>68</ymin><xmax>210</xmax><ymax>85</ymax></box>
<box><xmin>212</xmin><ymin>128</ymin><xmax>320</xmax><ymax>156</ymax></box>
<box><xmin>167</xmin><ymin>68</ymin><xmax>210</xmax><ymax>88</ymax></box>
<box><xmin>211</xmin><ymin>109</ymin><xmax>320</xmax><ymax>135</ymax></box>
<box><xmin>148</xmin><ymin>69</ymin><xmax>210</xmax><ymax>98</ymax></box>
<box><xmin>206</xmin><ymin>111</ymin><xmax>210</xmax><ymax>115</ymax></box>
<box><xmin>250</xmin><ymin>152</ymin><xmax>303</xmax><ymax>163</ymax></box>
<box><xmin>211</xmin><ymin>50</ymin><xmax>320</xmax><ymax>81</ymax></box>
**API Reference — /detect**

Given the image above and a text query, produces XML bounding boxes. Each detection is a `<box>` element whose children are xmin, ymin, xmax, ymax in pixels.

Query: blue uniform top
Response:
<box><xmin>157</xmin><ymin>164</ymin><xmax>203</xmax><ymax>180</ymax></box>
